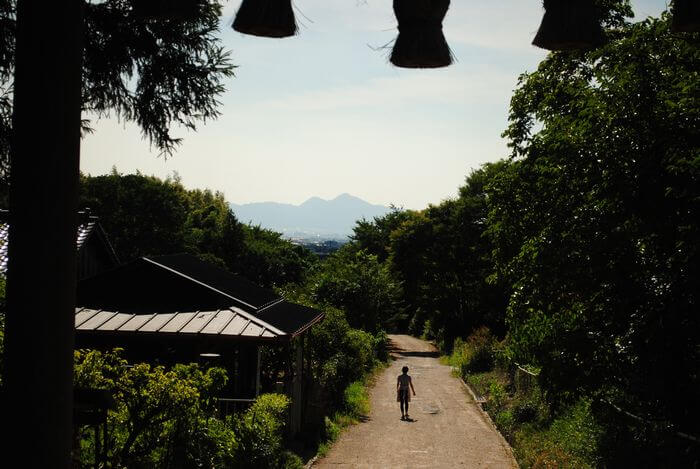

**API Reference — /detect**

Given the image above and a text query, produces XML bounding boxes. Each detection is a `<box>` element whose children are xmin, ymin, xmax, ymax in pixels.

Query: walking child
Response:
<box><xmin>396</xmin><ymin>366</ymin><xmax>416</xmax><ymax>420</ymax></box>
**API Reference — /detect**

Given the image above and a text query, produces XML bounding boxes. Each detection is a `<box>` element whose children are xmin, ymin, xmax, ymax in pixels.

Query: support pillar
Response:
<box><xmin>3</xmin><ymin>1</ymin><xmax>84</xmax><ymax>466</ymax></box>
<box><xmin>290</xmin><ymin>340</ymin><xmax>302</xmax><ymax>435</ymax></box>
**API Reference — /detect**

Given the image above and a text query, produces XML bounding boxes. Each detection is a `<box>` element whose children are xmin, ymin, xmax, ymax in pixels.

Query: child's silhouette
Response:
<box><xmin>396</xmin><ymin>366</ymin><xmax>416</xmax><ymax>420</ymax></box>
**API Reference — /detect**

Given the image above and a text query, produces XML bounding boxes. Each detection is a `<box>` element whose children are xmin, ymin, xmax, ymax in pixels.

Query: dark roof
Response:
<box><xmin>256</xmin><ymin>300</ymin><xmax>326</xmax><ymax>336</ymax></box>
<box><xmin>77</xmin><ymin>253</ymin><xmax>324</xmax><ymax>338</ymax></box>
<box><xmin>75</xmin><ymin>307</ymin><xmax>284</xmax><ymax>339</ymax></box>
<box><xmin>147</xmin><ymin>254</ymin><xmax>279</xmax><ymax>310</ymax></box>
<box><xmin>0</xmin><ymin>210</ymin><xmax>119</xmax><ymax>276</ymax></box>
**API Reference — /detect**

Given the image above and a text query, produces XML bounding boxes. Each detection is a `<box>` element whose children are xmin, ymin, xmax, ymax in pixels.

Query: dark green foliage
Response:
<box><xmin>358</xmin><ymin>164</ymin><xmax>509</xmax><ymax>346</ymax></box>
<box><xmin>307</xmin><ymin>308</ymin><xmax>377</xmax><ymax>408</ymax></box>
<box><xmin>0</xmin><ymin>0</ymin><xmax>234</xmax><ymax>183</ymax></box>
<box><xmin>350</xmin><ymin>207</ymin><xmax>413</xmax><ymax>262</ymax></box>
<box><xmin>490</xmin><ymin>12</ymin><xmax>699</xmax><ymax>464</ymax></box>
<box><xmin>307</xmin><ymin>246</ymin><xmax>403</xmax><ymax>333</ymax></box>
<box><xmin>231</xmin><ymin>393</ymin><xmax>291</xmax><ymax>468</ymax></box>
<box><xmin>79</xmin><ymin>171</ymin><xmax>190</xmax><ymax>261</ymax></box>
<box><xmin>448</xmin><ymin>327</ymin><xmax>496</xmax><ymax>376</ymax></box>
<box><xmin>237</xmin><ymin>224</ymin><xmax>316</xmax><ymax>288</ymax></box>
<box><xmin>79</xmin><ymin>171</ymin><xmax>314</xmax><ymax>288</ymax></box>
<box><xmin>74</xmin><ymin>348</ymin><xmax>236</xmax><ymax>468</ymax></box>
<box><xmin>73</xmin><ymin>349</ymin><xmax>299</xmax><ymax>468</ymax></box>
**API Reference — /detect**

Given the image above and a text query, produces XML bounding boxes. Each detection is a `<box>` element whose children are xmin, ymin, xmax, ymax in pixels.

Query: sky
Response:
<box><xmin>80</xmin><ymin>0</ymin><xmax>668</xmax><ymax>210</ymax></box>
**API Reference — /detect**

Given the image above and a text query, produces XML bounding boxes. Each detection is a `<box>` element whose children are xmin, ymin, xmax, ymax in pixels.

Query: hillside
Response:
<box><xmin>230</xmin><ymin>193</ymin><xmax>390</xmax><ymax>239</ymax></box>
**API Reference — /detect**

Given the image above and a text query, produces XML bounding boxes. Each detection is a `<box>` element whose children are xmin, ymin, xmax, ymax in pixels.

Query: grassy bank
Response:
<box><xmin>444</xmin><ymin>329</ymin><xmax>602</xmax><ymax>469</ymax></box>
<box><xmin>315</xmin><ymin>363</ymin><xmax>386</xmax><ymax>460</ymax></box>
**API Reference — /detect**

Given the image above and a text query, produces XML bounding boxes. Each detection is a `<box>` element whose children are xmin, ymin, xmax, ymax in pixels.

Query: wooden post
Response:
<box><xmin>255</xmin><ymin>345</ymin><xmax>261</xmax><ymax>397</ymax></box>
<box><xmin>291</xmin><ymin>340</ymin><xmax>303</xmax><ymax>434</ymax></box>
<box><xmin>2</xmin><ymin>1</ymin><xmax>83</xmax><ymax>467</ymax></box>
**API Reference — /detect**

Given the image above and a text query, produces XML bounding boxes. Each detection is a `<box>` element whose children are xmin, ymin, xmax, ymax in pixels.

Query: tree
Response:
<box><xmin>2</xmin><ymin>2</ymin><xmax>233</xmax><ymax>464</ymax></box>
<box><xmin>307</xmin><ymin>245</ymin><xmax>404</xmax><ymax>333</ymax></box>
<box><xmin>385</xmin><ymin>164</ymin><xmax>509</xmax><ymax>347</ymax></box>
<box><xmin>0</xmin><ymin>0</ymin><xmax>234</xmax><ymax>182</ymax></box>
<box><xmin>350</xmin><ymin>207</ymin><xmax>413</xmax><ymax>262</ymax></box>
<box><xmin>489</xmin><ymin>12</ymin><xmax>699</xmax><ymax>464</ymax></box>
<box><xmin>235</xmin><ymin>224</ymin><xmax>316</xmax><ymax>288</ymax></box>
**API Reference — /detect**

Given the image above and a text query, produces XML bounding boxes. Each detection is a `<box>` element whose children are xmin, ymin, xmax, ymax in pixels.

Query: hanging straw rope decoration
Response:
<box><xmin>233</xmin><ymin>0</ymin><xmax>297</xmax><ymax>38</ymax></box>
<box><xmin>390</xmin><ymin>0</ymin><xmax>453</xmax><ymax>69</ymax></box>
<box><xmin>532</xmin><ymin>0</ymin><xmax>604</xmax><ymax>51</ymax></box>
<box><xmin>671</xmin><ymin>0</ymin><xmax>700</xmax><ymax>33</ymax></box>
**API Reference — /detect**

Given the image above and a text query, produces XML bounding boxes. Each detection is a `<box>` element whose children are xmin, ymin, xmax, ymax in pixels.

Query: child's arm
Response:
<box><xmin>397</xmin><ymin>376</ymin><xmax>400</xmax><ymax>391</ymax></box>
<box><xmin>409</xmin><ymin>377</ymin><xmax>416</xmax><ymax>395</ymax></box>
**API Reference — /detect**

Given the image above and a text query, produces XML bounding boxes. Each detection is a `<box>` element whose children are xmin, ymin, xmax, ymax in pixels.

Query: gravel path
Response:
<box><xmin>313</xmin><ymin>335</ymin><xmax>518</xmax><ymax>469</ymax></box>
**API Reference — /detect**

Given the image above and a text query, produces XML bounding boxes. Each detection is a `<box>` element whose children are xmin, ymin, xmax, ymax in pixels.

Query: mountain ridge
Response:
<box><xmin>230</xmin><ymin>194</ymin><xmax>390</xmax><ymax>239</ymax></box>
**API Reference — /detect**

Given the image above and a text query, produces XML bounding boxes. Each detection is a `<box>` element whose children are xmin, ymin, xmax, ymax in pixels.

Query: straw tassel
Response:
<box><xmin>233</xmin><ymin>0</ymin><xmax>297</xmax><ymax>38</ymax></box>
<box><xmin>671</xmin><ymin>0</ymin><xmax>700</xmax><ymax>33</ymax></box>
<box><xmin>532</xmin><ymin>0</ymin><xmax>603</xmax><ymax>51</ymax></box>
<box><xmin>390</xmin><ymin>0</ymin><xmax>453</xmax><ymax>69</ymax></box>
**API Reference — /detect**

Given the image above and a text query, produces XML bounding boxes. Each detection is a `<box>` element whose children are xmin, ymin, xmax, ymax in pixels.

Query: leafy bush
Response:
<box><xmin>343</xmin><ymin>381</ymin><xmax>370</xmax><ymax>417</ymax></box>
<box><xmin>322</xmin><ymin>415</ymin><xmax>341</xmax><ymax>443</ymax></box>
<box><xmin>513</xmin><ymin>399</ymin><xmax>602</xmax><ymax>469</ymax></box>
<box><xmin>232</xmin><ymin>393</ymin><xmax>291</xmax><ymax>468</ymax></box>
<box><xmin>494</xmin><ymin>409</ymin><xmax>515</xmax><ymax>439</ymax></box>
<box><xmin>308</xmin><ymin>246</ymin><xmax>403</xmax><ymax>333</ymax></box>
<box><xmin>372</xmin><ymin>329</ymin><xmax>390</xmax><ymax>362</ymax></box>
<box><xmin>308</xmin><ymin>308</ymin><xmax>376</xmax><ymax>408</ymax></box>
<box><xmin>73</xmin><ymin>349</ymin><xmax>234</xmax><ymax>468</ymax></box>
<box><xmin>448</xmin><ymin>328</ymin><xmax>497</xmax><ymax>379</ymax></box>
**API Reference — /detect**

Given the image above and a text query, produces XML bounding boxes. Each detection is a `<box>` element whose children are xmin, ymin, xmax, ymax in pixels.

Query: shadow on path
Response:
<box><xmin>391</xmin><ymin>350</ymin><xmax>440</xmax><ymax>358</ymax></box>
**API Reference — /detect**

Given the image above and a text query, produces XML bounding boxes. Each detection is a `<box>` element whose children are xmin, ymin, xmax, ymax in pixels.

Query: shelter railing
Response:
<box><xmin>216</xmin><ymin>397</ymin><xmax>256</xmax><ymax>417</ymax></box>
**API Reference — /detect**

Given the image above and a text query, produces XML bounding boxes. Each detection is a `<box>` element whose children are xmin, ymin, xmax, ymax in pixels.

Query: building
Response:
<box><xmin>75</xmin><ymin>253</ymin><xmax>324</xmax><ymax>433</ymax></box>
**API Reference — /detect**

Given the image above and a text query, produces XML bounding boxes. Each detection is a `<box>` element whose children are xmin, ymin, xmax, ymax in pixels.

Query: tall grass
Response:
<box><xmin>446</xmin><ymin>329</ymin><xmax>603</xmax><ymax>469</ymax></box>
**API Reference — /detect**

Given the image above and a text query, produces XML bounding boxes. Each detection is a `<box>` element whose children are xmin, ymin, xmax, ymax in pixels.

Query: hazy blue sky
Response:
<box><xmin>80</xmin><ymin>0</ymin><xmax>668</xmax><ymax>209</ymax></box>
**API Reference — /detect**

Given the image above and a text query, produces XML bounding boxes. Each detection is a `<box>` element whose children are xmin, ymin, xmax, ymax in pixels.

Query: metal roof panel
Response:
<box><xmin>160</xmin><ymin>312</ymin><xmax>196</xmax><ymax>333</ymax></box>
<box><xmin>98</xmin><ymin>313</ymin><xmax>135</xmax><ymax>331</ymax></box>
<box><xmin>78</xmin><ymin>311</ymin><xmax>118</xmax><ymax>331</ymax></box>
<box><xmin>138</xmin><ymin>313</ymin><xmax>176</xmax><ymax>332</ymax></box>
<box><xmin>120</xmin><ymin>314</ymin><xmax>156</xmax><ymax>332</ymax></box>
<box><xmin>201</xmin><ymin>310</ymin><xmax>235</xmax><ymax>334</ymax></box>
<box><xmin>221</xmin><ymin>315</ymin><xmax>250</xmax><ymax>336</ymax></box>
<box><xmin>241</xmin><ymin>322</ymin><xmax>264</xmax><ymax>337</ymax></box>
<box><xmin>180</xmin><ymin>311</ymin><xmax>217</xmax><ymax>334</ymax></box>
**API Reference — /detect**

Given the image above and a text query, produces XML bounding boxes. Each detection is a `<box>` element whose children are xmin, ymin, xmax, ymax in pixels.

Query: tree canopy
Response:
<box><xmin>0</xmin><ymin>0</ymin><xmax>234</xmax><ymax>182</ymax></box>
<box><xmin>79</xmin><ymin>170</ymin><xmax>316</xmax><ymax>288</ymax></box>
<box><xmin>488</xmin><ymin>12</ymin><xmax>699</xmax><ymax>457</ymax></box>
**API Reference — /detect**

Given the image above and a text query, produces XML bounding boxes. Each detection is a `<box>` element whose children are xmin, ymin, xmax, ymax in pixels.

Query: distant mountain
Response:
<box><xmin>230</xmin><ymin>193</ymin><xmax>391</xmax><ymax>239</ymax></box>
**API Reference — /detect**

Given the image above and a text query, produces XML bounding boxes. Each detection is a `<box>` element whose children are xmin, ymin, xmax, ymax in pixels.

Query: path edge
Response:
<box><xmin>458</xmin><ymin>375</ymin><xmax>519</xmax><ymax>468</ymax></box>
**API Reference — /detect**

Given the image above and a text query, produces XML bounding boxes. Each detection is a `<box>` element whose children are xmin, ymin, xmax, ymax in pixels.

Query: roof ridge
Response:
<box><xmin>228</xmin><ymin>306</ymin><xmax>286</xmax><ymax>336</ymax></box>
<box><xmin>143</xmin><ymin>257</ymin><xmax>258</xmax><ymax>311</ymax></box>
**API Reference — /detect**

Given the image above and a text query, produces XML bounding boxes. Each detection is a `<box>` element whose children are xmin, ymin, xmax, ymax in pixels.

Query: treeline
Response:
<box><xmin>322</xmin><ymin>11</ymin><xmax>698</xmax><ymax>467</ymax></box>
<box><xmin>71</xmin><ymin>170</ymin><xmax>389</xmax><ymax>466</ymax></box>
<box><xmin>79</xmin><ymin>170</ymin><xmax>316</xmax><ymax>288</ymax></box>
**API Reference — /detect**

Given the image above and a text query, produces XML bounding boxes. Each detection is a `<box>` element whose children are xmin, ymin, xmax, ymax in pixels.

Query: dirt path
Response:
<box><xmin>313</xmin><ymin>335</ymin><xmax>518</xmax><ymax>469</ymax></box>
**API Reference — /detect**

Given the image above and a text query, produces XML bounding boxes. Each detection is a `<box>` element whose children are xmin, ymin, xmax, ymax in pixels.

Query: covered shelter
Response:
<box><xmin>75</xmin><ymin>253</ymin><xmax>324</xmax><ymax>433</ymax></box>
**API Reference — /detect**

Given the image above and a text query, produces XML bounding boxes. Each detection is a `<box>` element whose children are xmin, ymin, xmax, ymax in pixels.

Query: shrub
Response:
<box><xmin>488</xmin><ymin>381</ymin><xmax>507</xmax><ymax>410</ymax></box>
<box><xmin>232</xmin><ymin>393</ymin><xmax>291</xmax><ymax>468</ymax></box>
<box><xmin>73</xmin><ymin>349</ymin><xmax>233</xmax><ymax>468</ymax></box>
<box><xmin>373</xmin><ymin>329</ymin><xmax>390</xmax><ymax>362</ymax></box>
<box><xmin>495</xmin><ymin>409</ymin><xmax>516</xmax><ymax>439</ymax></box>
<box><xmin>343</xmin><ymin>381</ymin><xmax>370</xmax><ymax>417</ymax></box>
<box><xmin>309</xmin><ymin>308</ymin><xmax>376</xmax><ymax>409</ymax></box>
<box><xmin>281</xmin><ymin>451</ymin><xmax>305</xmax><ymax>469</ymax></box>
<box><xmin>448</xmin><ymin>328</ymin><xmax>497</xmax><ymax>379</ymax></box>
<box><xmin>322</xmin><ymin>416</ymin><xmax>340</xmax><ymax>443</ymax></box>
